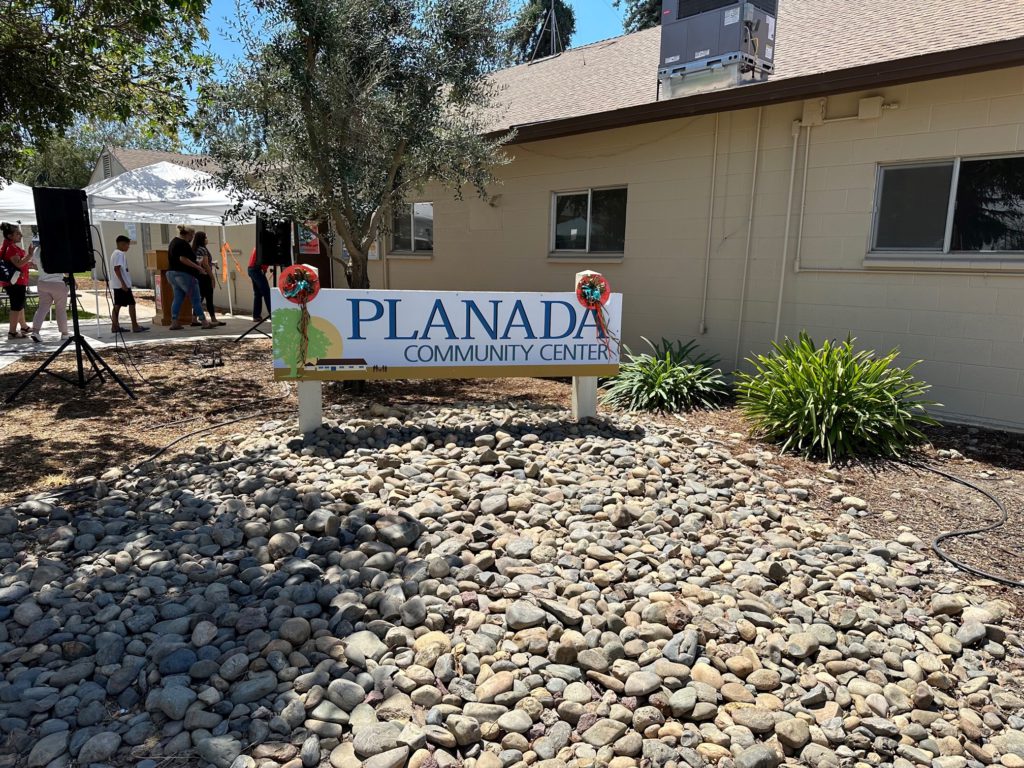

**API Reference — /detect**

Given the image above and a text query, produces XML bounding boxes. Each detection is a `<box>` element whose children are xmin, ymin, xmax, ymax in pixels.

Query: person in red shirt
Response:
<box><xmin>1</xmin><ymin>223</ymin><xmax>34</xmax><ymax>339</ymax></box>
<box><xmin>248</xmin><ymin>246</ymin><xmax>271</xmax><ymax>321</ymax></box>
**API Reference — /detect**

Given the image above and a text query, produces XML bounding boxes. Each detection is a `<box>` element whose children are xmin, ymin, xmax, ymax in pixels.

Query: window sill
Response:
<box><xmin>385</xmin><ymin>252</ymin><xmax>433</xmax><ymax>260</ymax></box>
<box><xmin>548</xmin><ymin>253</ymin><xmax>624</xmax><ymax>264</ymax></box>
<box><xmin>864</xmin><ymin>253</ymin><xmax>1024</xmax><ymax>272</ymax></box>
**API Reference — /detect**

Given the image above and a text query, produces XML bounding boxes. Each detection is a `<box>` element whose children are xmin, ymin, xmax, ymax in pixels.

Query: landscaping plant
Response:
<box><xmin>736</xmin><ymin>332</ymin><xmax>938</xmax><ymax>463</ymax></box>
<box><xmin>601</xmin><ymin>337</ymin><xmax>729</xmax><ymax>412</ymax></box>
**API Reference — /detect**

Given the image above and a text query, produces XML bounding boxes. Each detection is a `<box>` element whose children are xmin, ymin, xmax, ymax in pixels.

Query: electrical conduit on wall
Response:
<box><xmin>772</xmin><ymin>120</ymin><xmax>804</xmax><ymax>343</ymax></box>
<box><xmin>732</xmin><ymin>107</ymin><xmax>763</xmax><ymax>370</ymax></box>
<box><xmin>698</xmin><ymin>113</ymin><xmax>720</xmax><ymax>336</ymax></box>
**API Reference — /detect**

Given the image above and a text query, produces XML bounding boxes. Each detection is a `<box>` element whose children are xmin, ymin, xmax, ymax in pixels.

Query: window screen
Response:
<box><xmin>390</xmin><ymin>204</ymin><xmax>413</xmax><ymax>252</ymax></box>
<box><xmin>874</xmin><ymin>164</ymin><xmax>954</xmax><ymax>250</ymax></box>
<box><xmin>412</xmin><ymin>202</ymin><xmax>434</xmax><ymax>252</ymax></box>
<box><xmin>553</xmin><ymin>188</ymin><xmax>628</xmax><ymax>253</ymax></box>
<box><xmin>590</xmin><ymin>188</ymin><xmax>628</xmax><ymax>252</ymax></box>
<box><xmin>951</xmin><ymin>157</ymin><xmax>1024</xmax><ymax>252</ymax></box>
<box><xmin>390</xmin><ymin>202</ymin><xmax>433</xmax><ymax>253</ymax></box>
<box><xmin>554</xmin><ymin>193</ymin><xmax>589</xmax><ymax>250</ymax></box>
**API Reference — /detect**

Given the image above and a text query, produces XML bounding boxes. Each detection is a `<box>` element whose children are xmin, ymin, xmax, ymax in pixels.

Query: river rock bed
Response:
<box><xmin>1</xmin><ymin>402</ymin><xmax>1023</xmax><ymax>768</ymax></box>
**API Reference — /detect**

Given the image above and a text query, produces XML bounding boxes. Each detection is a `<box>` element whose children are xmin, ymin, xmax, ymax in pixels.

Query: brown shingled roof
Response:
<box><xmin>487</xmin><ymin>0</ymin><xmax>1024</xmax><ymax>137</ymax></box>
<box><xmin>108</xmin><ymin>147</ymin><xmax>209</xmax><ymax>172</ymax></box>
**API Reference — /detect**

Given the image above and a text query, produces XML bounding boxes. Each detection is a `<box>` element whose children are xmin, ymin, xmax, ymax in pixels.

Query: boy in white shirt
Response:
<box><xmin>110</xmin><ymin>235</ymin><xmax>147</xmax><ymax>334</ymax></box>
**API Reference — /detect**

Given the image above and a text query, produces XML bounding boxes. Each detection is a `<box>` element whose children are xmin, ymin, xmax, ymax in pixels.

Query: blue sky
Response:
<box><xmin>204</xmin><ymin>0</ymin><xmax>628</xmax><ymax>70</ymax></box>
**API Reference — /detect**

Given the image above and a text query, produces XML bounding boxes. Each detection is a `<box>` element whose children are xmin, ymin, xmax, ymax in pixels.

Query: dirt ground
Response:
<box><xmin>668</xmin><ymin>408</ymin><xmax>1024</xmax><ymax>612</ymax></box>
<box><xmin>0</xmin><ymin>339</ymin><xmax>1021</xmax><ymax>608</ymax></box>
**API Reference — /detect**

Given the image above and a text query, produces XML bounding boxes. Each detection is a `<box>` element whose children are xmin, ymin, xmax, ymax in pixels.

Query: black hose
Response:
<box><xmin>906</xmin><ymin>461</ymin><xmax>1024</xmax><ymax>589</ymax></box>
<box><xmin>124</xmin><ymin>408</ymin><xmax>293</xmax><ymax>476</ymax></box>
<box><xmin>145</xmin><ymin>384</ymin><xmax>292</xmax><ymax>430</ymax></box>
<box><xmin>28</xmin><ymin>407</ymin><xmax>294</xmax><ymax>502</ymax></box>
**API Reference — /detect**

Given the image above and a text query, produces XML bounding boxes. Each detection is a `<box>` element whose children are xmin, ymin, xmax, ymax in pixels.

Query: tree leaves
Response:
<box><xmin>16</xmin><ymin>118</ymin><xmax>183</xmax><ymax>188</ymax></box>
<box><xmin>505</xmin><ymin>0</ymin><xmax>575</xmax><ymax>63</ymax></box>
<box><xmin>612</xmin><ymin>0</ymin><xmax>661</xmax><ymax>34</ymax></box>
<box><xmin>0</xmin><ymin>0</ymin><xmax>211</xmax><ymax>180</ymax></box>
<box><xmin>200</xmin><ymin>0</ymin><xmax>512</xmax><ymax>288</ymax></box>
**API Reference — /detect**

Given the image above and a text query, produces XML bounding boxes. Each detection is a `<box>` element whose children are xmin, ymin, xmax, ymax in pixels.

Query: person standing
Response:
<box><xmin>248</xmin><ymin>246</ymin><xmax>271</xmax><ymax>321</ymax></box>
<box><xmin>166</xmin><ymin>226</ymin><xmax>212</xmax><ymax>331</ymax></box>
<box><xmin>1</xmin><ymin>223</ymin><xmax>33</xmax><ymax>339</ymax></box>
<box><xmin>192</xmin><ymin>232</ymin><xmax>225</xmax><ymax>326</ymax></box>
<box><xmin>28</xmin><ymin>239</ymin><xmax>70</xmax><ymax>342</ymax></box>
<box><xmin>110</xmin><ymin>235</ymin><xmax>148</xmax><ymax>334</ymax></box>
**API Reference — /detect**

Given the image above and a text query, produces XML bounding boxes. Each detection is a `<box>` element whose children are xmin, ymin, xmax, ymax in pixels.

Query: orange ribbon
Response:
<box><xmin>221</xmin><ymin>242</ymin><xmax>244</xmax><ymax>281</ymax></box>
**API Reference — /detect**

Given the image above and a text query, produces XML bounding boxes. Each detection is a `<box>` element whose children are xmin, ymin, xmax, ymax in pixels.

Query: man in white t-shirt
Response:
<box><xmin>110</xmin><ymin>235</ymin><xmax>147</xmax><ymax>334</ymax></box>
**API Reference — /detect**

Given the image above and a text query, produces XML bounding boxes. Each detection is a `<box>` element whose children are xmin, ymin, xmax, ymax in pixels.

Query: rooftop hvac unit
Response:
<box><xmin>658</xmin><ymin>0</ymin><xmax>777</xmax><ymax>100</ymax></box>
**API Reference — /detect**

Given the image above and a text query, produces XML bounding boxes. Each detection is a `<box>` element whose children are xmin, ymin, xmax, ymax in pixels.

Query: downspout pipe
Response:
<box><xmin>733</xmin><ymin>107</ymin><xmax>763</xmax><ymax>369</ymax></box>
<box><xmin>793</xmin><ymin>123</ymin><xmax>813</xmax><ymax>273</ymax></box>
<box><xmin>772</xmin><ymin>119</ymin><xmax>803</xmax><ymax>342</ymax></box>
<box><xmin>698</xmin><ymin>113</ymin><xmax>720</xmax><ymax>335</ymax></box>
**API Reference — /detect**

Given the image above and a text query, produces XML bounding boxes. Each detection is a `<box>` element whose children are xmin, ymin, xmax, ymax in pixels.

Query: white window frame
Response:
<box><xmin>388</xmin><ymin>201</ymin><xmax>434</xmax><ymax>255</ymax></box>
<box><xmin>550</xmin><ymin>186</ymin><xmax>627</xmax><ymax>255</ymax></box>
<box><xmin>871</xmin><ymin>153</ymin><xmax>1024</xmax><ymax>255</ymax></box>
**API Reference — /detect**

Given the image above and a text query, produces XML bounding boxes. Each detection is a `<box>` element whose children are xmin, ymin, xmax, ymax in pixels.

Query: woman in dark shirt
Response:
<box><xmin>166</xmin><ymin>226</ymin><xmax>212</xmax><ymax>330</ymax></box>
<box><xmin>192</xmin><ymin>232</ymin><xmax>225</xmax><ymax>326</ymax></box>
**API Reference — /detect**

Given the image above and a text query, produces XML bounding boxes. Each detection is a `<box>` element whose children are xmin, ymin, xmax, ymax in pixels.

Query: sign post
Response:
<box><xmin>270</xmin><ymin>276</ymin><xmax>622</xmax><ymax>433</ymax></box>
<box><xmin>298</xmin><ymin>380</ymin><xmax>322</xmax><ymax>433</ymax></box>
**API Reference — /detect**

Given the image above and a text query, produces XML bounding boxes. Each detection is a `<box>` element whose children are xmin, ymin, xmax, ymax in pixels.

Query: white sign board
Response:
<box><xmin>271</xmin><ymin>289</ymin><xmax>622</xmax><ymax>381</ymax></box>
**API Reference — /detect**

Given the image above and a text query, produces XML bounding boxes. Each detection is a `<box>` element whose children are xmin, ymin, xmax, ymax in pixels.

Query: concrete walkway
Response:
<box><xmin>0</xmin><ymin>312</ymin><xmax>269</xmax><ymax>372</ymax></box>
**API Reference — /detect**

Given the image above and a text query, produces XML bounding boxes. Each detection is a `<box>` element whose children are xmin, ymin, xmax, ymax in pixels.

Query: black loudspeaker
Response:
<box><xmin>256</xmin><ymin>217</ymin><xmax>292</xmax><ymax>267</ymax></box>
<box><xmin>33</xmin><ymin>187</ymin><xmax>96</xmax><ymax>274</ymax></box>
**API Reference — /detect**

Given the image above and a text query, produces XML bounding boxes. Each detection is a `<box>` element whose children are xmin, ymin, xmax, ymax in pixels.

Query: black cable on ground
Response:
<box><xmin>146</xmin><ymin>383</ymin><xmax>292</xmax><ymax>430</ymax></box>
<box><xmin>124</xmin><ymin>407</ymin><xmax>293</xmax><ymax>477</ymax></box>
<box><xmin>24</xmin><ymin>405</ymin><xmax>296</xmax><ymax>503</ymax></box>
<box><xmin>904</xmin><ymin>461</ymin><xmax>1024</xmax><ymax>589</ymax></box>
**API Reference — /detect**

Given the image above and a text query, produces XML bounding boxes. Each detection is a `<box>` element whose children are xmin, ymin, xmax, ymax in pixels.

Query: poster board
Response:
<box><xmin>297</xmin><ymin>222</ymin><xmax>319</xmax><ymax>255</ymax></box>
<box><xmin>271</xmin><ymin>288</ymin><xmax>622</xmax><ymax>381</ymax></box>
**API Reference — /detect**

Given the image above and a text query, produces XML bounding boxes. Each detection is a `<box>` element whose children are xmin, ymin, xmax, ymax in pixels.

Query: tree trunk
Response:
<box><xmin>332</xmin><ymin>217</ymin><xmax>371</xmax><ymax>290</ymax></box>
<box><xmin>347</xmin><ymin>251</ymin><xmax>370</xmax><ymax>289</ymax></box>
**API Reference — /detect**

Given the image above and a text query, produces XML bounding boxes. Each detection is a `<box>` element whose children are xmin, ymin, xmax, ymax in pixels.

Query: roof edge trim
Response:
<box><xmin>499</xmin><ymin>37</ymin><xmax>1024</xmax><ymax>144</ymax></box>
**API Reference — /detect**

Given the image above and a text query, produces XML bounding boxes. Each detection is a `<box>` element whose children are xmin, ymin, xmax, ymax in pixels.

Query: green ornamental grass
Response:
<box><xmin>601</xmin><ymin>337</ymin><xmax>730</xmax><ymax>413</ymax></box>
<box><xmin>735</xmin><ymin>332</ymin><xmax>939</xmax><ymax>463</ymax></box>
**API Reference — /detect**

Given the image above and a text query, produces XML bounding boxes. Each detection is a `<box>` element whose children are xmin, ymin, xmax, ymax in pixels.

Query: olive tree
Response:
<box><xmin>613</xmin><ymin>0</ymin><xmax>662</xmax><ymax>33</ymax></box>
<box><xmin>201</xmin><ymin>0</ymin><xmax>512</xmax><ymax>289</ymax></box>
<box><xmin>1</xmin><ymin>0</ymin><xmax>209</xmax><ymax>179</ymax></box>
<box><xmin>506</xmin><ymin>0</ymin><xmax>575</xmax><ymax>63</ymax></box>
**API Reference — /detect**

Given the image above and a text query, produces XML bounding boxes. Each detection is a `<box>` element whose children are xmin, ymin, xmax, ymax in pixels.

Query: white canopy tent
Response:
<box><xmin>3</xmin><ymin>164</ymin><xmax>260</xmax><ymax>326</ymax></box>
<box><xmin>84</xmin><ymin>161</ymin><xmax>258</xmax><ymax>226</ymax></box>
<box><xmin>84</xmin><ymin>161</ymin><xmax>262</xmax><ymax>320</ymax></box>
<box><xmin>0</xmin><ymin>181</ymin><xmax>38</xmax><ymax>225</ymax></box>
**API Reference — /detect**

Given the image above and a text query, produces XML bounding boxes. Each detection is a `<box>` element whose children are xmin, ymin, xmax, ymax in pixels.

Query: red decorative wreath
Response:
<box><xmin>575</xmin><ymin>272</ymin><xmax>610</xmax><ymax>310</ymax></box>
<box><xmin>280</xmin><ymin>264</ymin><xmax>320</xmax><ymax>305</ymax></box>
<box><xmin>575</xmin><ymin>272</ymin><xmax>615</xmax><ymax>354</ymax></box>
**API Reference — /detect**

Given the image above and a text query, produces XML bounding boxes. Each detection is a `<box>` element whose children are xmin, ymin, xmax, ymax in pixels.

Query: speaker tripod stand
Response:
<box><xmin>233</xmin><ymin>263</ymin><xmax>282</xmax><ymax>344</ymax></box>
<box><xmin>5</xmin><ymin>275</ymin><xmax>135</xmax><ymax>403</ymax></box>
<box><xmin>233</xmin><ymin>314</ymin><xmax>270</xmax><ymax>343</ymax></box>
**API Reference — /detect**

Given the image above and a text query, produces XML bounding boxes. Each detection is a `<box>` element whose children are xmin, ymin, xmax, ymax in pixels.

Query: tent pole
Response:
<box><xmin>88</xmin><ymin>201</ymin><xmax>105</xmax><ymax>331</ymax></box>
<box><xmin>220</xmin><ymin>225</ymin><xmax>233</xmax><ymax>317</ymax></box>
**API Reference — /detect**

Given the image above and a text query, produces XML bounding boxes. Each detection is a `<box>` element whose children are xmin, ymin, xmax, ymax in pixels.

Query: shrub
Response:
<box><xmin>644</xmin><ymin>337</ymin><xmax>719</xmax><ymax>367</ymax></box>
<box><xmin>601</xmin><ymin>337</ymin><xmax>729</xmax><ymax>413</ymax></box>
<box><xmin>735</xmin><ymin>332</ymin><xmax>938</xmax><ymax>463</ymax></box>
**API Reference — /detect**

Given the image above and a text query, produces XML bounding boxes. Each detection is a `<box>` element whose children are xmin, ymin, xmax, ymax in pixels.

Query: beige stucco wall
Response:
<box><xmin>371</xmin><ymin>66</ymin><xmax>1024</xmax><ymax>430</ymax></box>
